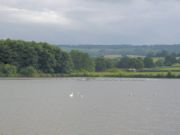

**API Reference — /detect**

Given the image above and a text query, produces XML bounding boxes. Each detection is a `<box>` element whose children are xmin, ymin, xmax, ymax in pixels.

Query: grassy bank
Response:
<box><xmin>1</xmin><ymin>68</ymin><xmax>180</xmax><ymax>78</ymax></box>
<box><xmin>69</xmin><ymin>70</ymin><xmax>180</xmax><ymax>78</ymax></box>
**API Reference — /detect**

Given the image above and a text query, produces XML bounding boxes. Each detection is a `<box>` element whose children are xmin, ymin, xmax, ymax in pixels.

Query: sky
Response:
<box><xmin>0</xmin><ymin>0</ymin><xmax>180</xmax><ymax>45</ymax></box>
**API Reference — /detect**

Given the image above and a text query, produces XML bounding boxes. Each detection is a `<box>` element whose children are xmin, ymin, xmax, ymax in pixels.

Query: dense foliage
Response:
<box><xmin>70</xmin><ymin>50</ymin><xmax>95</xmax><ymax>71</ymax></box>
<box><xmin>95</xmin><ymin>57</ymin><xmax>113</xmax><ymax>71</ymax></box>
<box><xmin>0</xmin><ymin>39</ymin><xmax>180</xmax><ymax>77</ymax></box>
<box><xmin>144</xmin><ymin>57</ymin><xmax>155</xmax><ymax>68</ymax></box>
<box><xmin>0</xmin><ymin>39</ymin><xmax>72</xmax><ymax>76</ymax></box>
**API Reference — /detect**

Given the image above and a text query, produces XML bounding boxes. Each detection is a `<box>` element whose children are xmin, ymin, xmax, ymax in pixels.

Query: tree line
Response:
<box><xmin>0</xmin><ymin>39</ymin><xmax>72</xmax><ymax>76</ymax></box>
<box><xmin>0</xmin><ymin>39</ymin><xmax>180</xmax><ymax>76</ymax></box>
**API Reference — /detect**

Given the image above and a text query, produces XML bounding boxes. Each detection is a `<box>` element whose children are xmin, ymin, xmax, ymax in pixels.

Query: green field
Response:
<box><xmin>68</xmin><ymin>67</ymin><xmax>180</xmax><ymax>78</ymax></box>
<box><xmin>69</xmin><ymin>71</ymin><xmax>180</xmax><ymax>78</ymax></box>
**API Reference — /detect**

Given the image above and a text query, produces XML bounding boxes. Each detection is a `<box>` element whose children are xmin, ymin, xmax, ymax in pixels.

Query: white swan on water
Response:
<box><xmin>69</xmin><ymin>92</ymin><xmax>74</xmax><ymax>98</ymax></box>
<box><xmin>69</xmin><ymin>92</ymin><xmax>84</xmax><ymax>99</ymax></box>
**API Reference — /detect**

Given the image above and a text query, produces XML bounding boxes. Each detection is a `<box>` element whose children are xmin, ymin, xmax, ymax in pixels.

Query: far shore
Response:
<box><xmin>0</xmin><ymin>70</ymin><xmax>180</xmax><ymax>79</ymax></box>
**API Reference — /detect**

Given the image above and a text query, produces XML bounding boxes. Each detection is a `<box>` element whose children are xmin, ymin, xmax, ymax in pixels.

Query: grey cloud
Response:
<box><xmin>83</xmin><ymin>0</ymin><xmax>133</xmax><ymax>3</ymax></box>
<box><xmin>0</xmin><ymin>0</ymin><xmax>180</xmax><ymax>44</ymax></box>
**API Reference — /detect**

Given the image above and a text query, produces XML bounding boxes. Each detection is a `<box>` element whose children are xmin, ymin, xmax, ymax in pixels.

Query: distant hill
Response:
<box><xmin>58</xmin><ymin>44</ymin><xmax>180</xmax><ymax>57</ymax></box>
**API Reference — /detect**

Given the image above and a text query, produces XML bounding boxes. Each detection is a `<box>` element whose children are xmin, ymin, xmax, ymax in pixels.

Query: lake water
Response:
<box><xmin>0</xmin><ymin>78</ymin><xmax>180</xmax><ymax>135</ymax></box>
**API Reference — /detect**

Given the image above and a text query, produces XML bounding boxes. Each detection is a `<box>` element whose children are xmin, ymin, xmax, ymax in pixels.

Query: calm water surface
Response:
<box><xmin>0</xmin><ymin>78</ymin><xmax>180</xmax><ymax>135</ymax></box>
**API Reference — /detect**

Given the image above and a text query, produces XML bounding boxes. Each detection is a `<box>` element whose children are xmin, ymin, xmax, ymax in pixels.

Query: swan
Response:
<box><xmin>69</xmin><ymin>92</ymin><xmax>84</xmax><ymax>99</ymax></box>
<box><xmin>69</xmin><ymin>92</ymin><xmax>74</xmax><ymax>98</ymax></box>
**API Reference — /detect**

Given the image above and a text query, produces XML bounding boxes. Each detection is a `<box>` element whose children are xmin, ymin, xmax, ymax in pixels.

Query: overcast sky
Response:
<box><xmin>0</xmin><ymin>0</ymin><xmax>180</xmax><ymax>44</ymax></box>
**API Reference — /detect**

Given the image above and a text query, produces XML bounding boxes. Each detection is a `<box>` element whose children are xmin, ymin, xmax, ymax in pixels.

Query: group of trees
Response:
<box><xmin>117</xmin><ymin>57</ymin><xmax>144</xmax><ymax>69</ymax></box>
<box><xmin>0</xmin><ymin>39</ymin><xmax>180</xmax><ymax>76</ymax></box>
<box><xmin>116</xmin><ymin>55</ymin><xmax>179</xmax><ymax>70</ymax></box>
<box><xmin>0</xmin><ymin>39</ymin><xmax>73</xmax><ymax>76</ymax></box>
<box><xmin>95</xmin><ymin>54</ymin><xmax>180</xmax><ymax>71</ymax></box>
<box><xmin>70</xmin><ymin>50</ymin><xmax>95</xmax><ymax>71</ymax></box>
<box><xmin>148</xmin><ymin>50</ymin><xmax>179</xmax><ymax>66</ymax></box>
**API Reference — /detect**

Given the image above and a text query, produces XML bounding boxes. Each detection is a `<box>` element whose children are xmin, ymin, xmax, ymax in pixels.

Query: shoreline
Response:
<box><xmin>0</xmin><ymin>77</ymin><xmax>178</xmax><ymax>81</ymax></box>
<box><xmin>0</xmin><ymin>73</ymin><xmax>180</xmax><ymax>79</ymax></box>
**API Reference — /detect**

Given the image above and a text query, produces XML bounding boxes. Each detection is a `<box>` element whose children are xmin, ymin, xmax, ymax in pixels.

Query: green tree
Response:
<box><xmin>0</xmin><ymin>44</ymin><xmax>12</xmax><ymax>64</ymax></box>
<box><xmin>129</xmin><ymin>58</ymin><xmax>144</xmax><ymax>69</ymax></box>
<box><xmin>117</xmin><ymin>57</ymin><xmax>144</xmax><ymax>69</ymax></box>
<box><xmin>54</xmin><ymin>50</ymin><xmax>73</xmax><ymax>73</ymax></box>
<box><xmin>95</xmin><ymin>57</ymin><xmax>113</xmax><ymax>71</ymax></box>
<box><xmin>117</xmin><ymin>57</ymin><xmax>131</xmax><ymax>68</ymax></box>
<box><xmin>70</xmin><ymin>50</ymin><xmax>95</xmax><ymax>71</ymax></box>
<box><xmin>37</xmin><ymin>46</ymin><xmax>56</xmax><ymax>73</ymax></box>
<box><xmin>95</xmin><ymin>57</ymin><xmax>107</xmax><ymax>71</ymax></box>
<box><xmin>155</xmin><ymin>59</ymin><xmax>164</xmax><ymax>67</ymax></box>
<box><xmin>144</xmin><ymin>57</ymin><xmax>155</xmax><ymax>68</ymax></box>
<box><xmin>164</xmin><ymin>55</ymin><xmax>177</xmax><ymax>66</ymax></box>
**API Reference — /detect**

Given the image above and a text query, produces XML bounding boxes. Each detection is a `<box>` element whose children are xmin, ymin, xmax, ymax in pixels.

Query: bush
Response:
<box><xmin>20</xmin><ymin>66</ymin><xmax>39</xmax><ymax>77</ymax></box>
<box><xmin>166</xmin><ymin>71</ymin><xmax>174</xmax><ymax>78</ymax></box>
<box><xmin>0</xmin><ymin>64</ymin><xmax>17</xmax><ymax>77</ymax></box>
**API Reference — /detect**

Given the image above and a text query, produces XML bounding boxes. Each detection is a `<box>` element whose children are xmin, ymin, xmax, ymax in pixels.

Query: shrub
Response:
<box><xmin>0</xmin><ymin>64</ymin><xmax>17</xmax><ymax>77</ymax></box>
<box><xmin>20</xmin><ymin>66</ymin><xmax>39</xmax><ymax>77</ymax></box>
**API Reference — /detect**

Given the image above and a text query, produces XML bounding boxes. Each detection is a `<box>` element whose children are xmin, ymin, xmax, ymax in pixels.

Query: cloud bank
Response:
<box><xmin>0</xmin><ymin>0</ymin><xmax>180</xmax><ymax>44</ymax></box>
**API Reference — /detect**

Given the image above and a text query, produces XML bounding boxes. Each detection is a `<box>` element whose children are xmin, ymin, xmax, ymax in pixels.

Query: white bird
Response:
<box><xmin>69</xmin><ymin>92</ymin><xmax>74</xmax><ymax>98</ymax></box>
